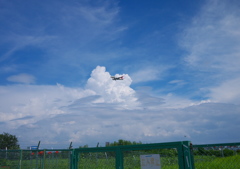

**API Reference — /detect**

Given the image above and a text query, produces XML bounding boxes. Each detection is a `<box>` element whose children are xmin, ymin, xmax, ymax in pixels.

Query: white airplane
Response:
<box><xmin>111</xmin><ymin>76</ymin><xmax>124</xmax><ymax>80</ymax></box>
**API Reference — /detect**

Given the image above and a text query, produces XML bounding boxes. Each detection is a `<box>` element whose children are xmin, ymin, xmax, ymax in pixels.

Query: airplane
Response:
<box><xmin>111</xmin><ymin>76</ymin><xmax>124</xmax><ymax>80</ymax></box>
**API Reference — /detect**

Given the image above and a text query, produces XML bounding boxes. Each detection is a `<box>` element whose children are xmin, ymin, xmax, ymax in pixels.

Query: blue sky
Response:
<box><xmin>1</xmin><ymin>0</ymin><xmax>240</xmax><ymax>149</ymax></box>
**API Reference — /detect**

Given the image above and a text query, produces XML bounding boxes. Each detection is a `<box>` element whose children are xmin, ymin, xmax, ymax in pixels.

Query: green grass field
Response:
<box><xmin>77</xmin><ymin>154</ymin><xmax>240</xmax><ymax>169</ymax></box>
<box><xmin>194</xmin><ymin>154</ymin><xmax>240</xmax><ymax>169</ymax></box>
<box><xmin>1</xmin><ymin>154</ymin><xmax>240</xmax><ymax>168</ymax></box>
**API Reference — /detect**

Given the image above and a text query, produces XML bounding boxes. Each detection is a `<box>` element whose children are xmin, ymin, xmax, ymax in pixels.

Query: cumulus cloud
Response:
<box><xmin>85</xmin><ymin>66</ymin><xmax>139</xmax><ymax>108</ymax></box>
<box><xmin>0</xmin><ymin>66</ymin><xmax>140</xmax><ymax>140</ymax></box>
<box><xmin>0</xmin><ymin>66</ymin><xmax>239</xmax><ymax>148</ymax></box>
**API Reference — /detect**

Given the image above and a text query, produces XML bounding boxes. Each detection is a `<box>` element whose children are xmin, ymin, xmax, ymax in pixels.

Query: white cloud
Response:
<box><xmin>0</xmin><ymin>66</ymin><xmax>239</xmax><ymax>148</ymax></box>
<box><xmin>0</xmin><ymin>66</ymin><xmax>140</xmax><ymax>131</ymax></box>
<box><xmin>180</xmin><ymin>0</ymin><xmax>240</xmax><ymax>73</ymax></box>
<box><xmin>85</xmin><ymin>66</ymin><xmax>139</xmax><ymax>108</ymax></box>
<box><xmin>0</xmin><ymin>0</ymin><xmax>124</xmax><ymax>67</ymax></box>
<box><xmin>0</xmin><ymin>34</ymin><xmax>55</xmax><ymax>63</ymax></box>
<box><xmin>77</xmin><ymin>2</ymin><xmax>119</xmax><ymax>26</ymax></box>
<box><xmin>130</xmin><ymin>66</ymin><xmax>170</xmax><ymax>83</ymax></box>
<box><xmin>208</xmin><ymin>77</ymin><xmax>240</xmax><ymax>104</ymax></box>
<box><xmin>179</xmin><ymin>0</ymin><xmax>240</xmax><ymax>105</ymax></box>
<box><xmin>7</xmin><ymin>73</ymin><xmax>36</xmax><ymax>84</ymax></box>
<box><xmin>0</xmin><ymin>85</ymin><xmax>76</xmax><ymax>126</ymax></box>
<box><xmin>159</xmin><ymin>93</ymin><xmax>195</xmax><ymax>109</ymax></box>
<box><xmin>168</xmin><ymin>80</ymin><xmax>186</xmax><ymax>87</ymax></box>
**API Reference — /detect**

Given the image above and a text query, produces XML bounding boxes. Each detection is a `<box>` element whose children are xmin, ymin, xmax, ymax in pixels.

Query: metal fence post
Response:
<box><xmin>70</xmin><ymin>149</ymin><xmax>77</xmax><ymax>169</ymax></box>
<box><xmin>182</xmin><ymin>141</ymin><xmax>194</xmax><ymax>169</ymax></box>
<box><xmin>43</xmin><ymin>149</ymin><xmax>46</xmax><ymax>169</ymax></box>
<box><xmin>19</xmin><ymin>150</ymin><xmax>22</xmax><ymax>169</ymax></box>
<box><xmin>177</xmin><ymin>144</ymin><xmax>185</xmax><ymax>169</ymax></box>
<box><xmin>116</xmin><ymin>147</ymin><xmax>123</xmax><ymax>169</ymax></box>
<box><xmin>189</xmin><ymin>142</ymin><xmax>195</xmax><ymax>169</ymax></box>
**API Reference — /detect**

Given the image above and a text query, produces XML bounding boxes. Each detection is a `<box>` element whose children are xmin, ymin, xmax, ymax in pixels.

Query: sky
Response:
<box><xmin>0</xmin><ymin>0</ymin><xmax>240</xmax><ymax>149</ymax></box>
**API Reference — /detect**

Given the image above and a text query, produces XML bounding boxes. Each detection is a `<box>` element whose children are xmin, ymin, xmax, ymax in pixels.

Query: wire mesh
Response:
<box><xmin>0</xmin><ymin>150</ymin><xmax>20</xmax><ymax>168</ymax></box>
<box><xmin>2</xmin><ymin>142</ymin><xmax>239</xmax><ymax>169</ymax></box>
<box><xmin>77</xmin><ymin>151</ymin><xmax>116</xmax><ymax>169</ymax></box>
<box><xmin>0</xmin><ymin>149</ymin><xmax>72</xmax><ymax>169</ymax></box>
<box><xmin>193</xmin><ymin>144</ymin><xmax>240</xmax><ymax>169</ymax></box>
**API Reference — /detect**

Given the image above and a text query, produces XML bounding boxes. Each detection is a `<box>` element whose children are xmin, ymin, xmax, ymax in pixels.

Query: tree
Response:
<box><xmin>0</xmin><ymin>132</ymin><xmax>20</xmax><ymax>149</ymax></box>
<box><xmin>79</xmin><ymin>144</ymin><xmax>88</xmax><ymax>148</ymax></box>
<box><xmin>106</xmin><ymin>139</ymin><xmax>142</xmax><ymax>147</ymax></box>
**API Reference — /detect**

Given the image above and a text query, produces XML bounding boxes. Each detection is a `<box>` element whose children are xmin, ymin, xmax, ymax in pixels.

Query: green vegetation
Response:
<box><xmin>194</xmin><ymin>147</ymin><xmax>237</xmax><ymax>157</ymax></box>
<box><xmin>1</xmin><ymin>140</ymin><xmax>240</xmax><ymax>169</ymax></box>
<box><xmin>0</xmin><ymin>132</ymin><xmax>19</xmax><ymax>149</ymax></box>
<box><xmin>0</xmin><ymin>151</ymin><xmax>71</xmax><ymax>169</ymax></box>
<box><xmin>1</xmin><ymin>152</ymin><xmax>240</xmax><ymax>169</ymax></box>
<box><xmin>0</xmin><ymin>132</ymin><xmax>20</xmax><ymax>166</ymax></box>
<box><xmin>106</xmin><ymin>139</ymin><xmax>142</xmax><ymax>147</ymax></box>
<box><xmin>194</xmin><ymin>155</ymin><xmax>240</xmax><ymax>169</ymax></box>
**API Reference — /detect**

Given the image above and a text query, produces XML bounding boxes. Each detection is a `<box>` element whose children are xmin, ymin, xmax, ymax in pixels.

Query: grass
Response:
<box><xmin>1</xmin><ymin>153</ymin><xmax>240</xmax><ymax>168</ymax></box>
<box><xmin>2</xmin><ymin>157</ymin><xmax>70</xmax><ymax>169</ymax></box>
<box><xmin>194</xmin><ymin>154</ymin><xmax>240</xmax><ymax>169</ymax></box>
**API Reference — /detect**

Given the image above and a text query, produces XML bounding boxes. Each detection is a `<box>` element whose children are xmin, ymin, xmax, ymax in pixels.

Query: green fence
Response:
<box><xmin>0</xmin><ymin>149</ymin><xmax>72</xmax><ymax>169</ymax></box>
<box><xmin>193</xmin><ymin>142</ymin><xmax>240</xmax><ymax>169</ymax></box>
<box><xmin>74</xmin><ymin>141</ymin><xmax>193</xmax><ymax>169</ymax></box>
<box><xmin>1</xmin><ymin>141</ymin><xmax>239</xmax><ymax>169</ymax></box>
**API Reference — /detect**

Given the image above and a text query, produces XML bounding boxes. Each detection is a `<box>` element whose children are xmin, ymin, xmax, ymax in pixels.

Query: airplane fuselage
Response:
<box><xmin>111</xmin><ymin>76</ymin><xmax>123</xmax><ymax>80</ymax></box>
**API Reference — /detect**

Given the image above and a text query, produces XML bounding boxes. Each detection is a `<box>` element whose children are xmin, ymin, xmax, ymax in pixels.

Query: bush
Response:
<box><xmin>223</xmin><ymin>149</ymin><xmax>234</xmax><ymax>157</ymax></box>
<box><xmin>0</xmin><ymin>158</ymin><xmax>7</xmax><ymax>166</ymax></box>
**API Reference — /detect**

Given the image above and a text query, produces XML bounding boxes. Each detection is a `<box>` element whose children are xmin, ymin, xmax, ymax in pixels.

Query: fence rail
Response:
<box><xmin>74</xmin><ymin>141</ymin><xmax>193</xmax><ymax>169</ymax></box>
<box><xmin>1</xmin><ymin>141</ymin><xmax>239</xmax><ymax>169</ymax></box>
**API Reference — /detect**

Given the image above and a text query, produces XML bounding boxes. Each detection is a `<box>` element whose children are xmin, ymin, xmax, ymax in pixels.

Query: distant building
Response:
<box><xmin>27</xmin><ymin>146</ymin><xmax>38</xmax><ymax>150</ymax></box>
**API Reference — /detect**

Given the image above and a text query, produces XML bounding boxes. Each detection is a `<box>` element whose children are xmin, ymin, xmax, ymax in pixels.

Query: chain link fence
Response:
<box><xmin>76</xmin><ymin>148</ymin><xmax>179</xmax><ymax>169</ymax></box>
<box><xmin>0</xmin><ymin>149</ymin><xmax>72</xmax><ymax>169</ymax></box>
<box><xmin>77</xmin><ymin>151</ymin><xmax>116</xmax><ymax>169</ymax></box>
<box><xmin>193</xmin><ymin>143</ymin><xmax>240</xmax><ymax>169</ymax></box>
<box><xmin>0</xmin><ymin>149</ymin><xmax>20</xmax><ymax>168</ymax></box>
<box><xmin>1</xmin><ymin>142</ymin><xmax>239</xmax><ymax>169</ymax></box>
<box><xmin>75</xmin><ymin>141</ymin><xmax>193</xmax><ymax>169</ymax></box>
